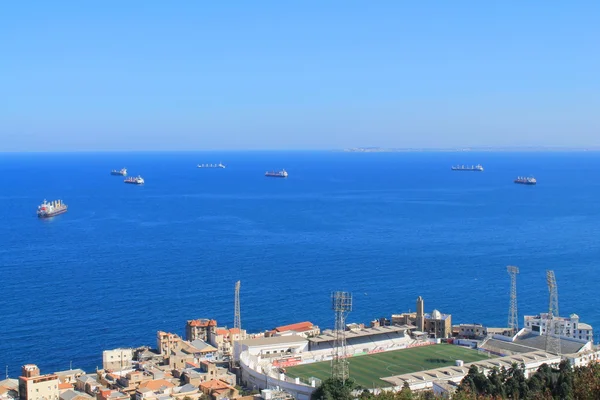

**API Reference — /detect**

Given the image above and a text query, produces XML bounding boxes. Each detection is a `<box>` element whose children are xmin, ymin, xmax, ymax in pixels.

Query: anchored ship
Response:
<box><xmin>514</xmin><ymin>176</ymin><xmax>537</xmax><ymax>185</ymax></box>
<box><xmin>110</xmin><ymin>168</ymin><xmax>127</xmax><ymax>176</ymax></box>
<box><xmin>124</xmin><ymin>176</ymin><xmax>145</xmax><ymax>185</ymax></box>
<box><xmin>37</xmin><ymin>199</ymin><xmax>68</xmax><ymax>218</ymax></box>
<box><xmin>451</xmin><ymin>164</ymin><xmax>484</xmax><ymax>171</ymax></box>
<box><xmin>197</xmin><ymin>163</ymin><xmax>226</xmax><ymax>169</ymax></box>
<box><xmin>265</xmin><ymin>169</ymin><xmax>288</xmax><ymax>178</ymax></box>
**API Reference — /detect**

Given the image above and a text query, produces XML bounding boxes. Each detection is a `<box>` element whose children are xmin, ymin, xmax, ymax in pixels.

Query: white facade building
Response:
<box><xmin>524</xmin><ymin>313</ymin><xmax>593</xmax><ymax>342</ymax></box>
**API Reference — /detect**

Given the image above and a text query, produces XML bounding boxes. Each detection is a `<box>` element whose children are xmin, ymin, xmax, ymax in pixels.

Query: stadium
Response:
<box><xmin>233</xmin><ymin>325</ymin><xmax>487</xmax><ymax>399</ymax></box>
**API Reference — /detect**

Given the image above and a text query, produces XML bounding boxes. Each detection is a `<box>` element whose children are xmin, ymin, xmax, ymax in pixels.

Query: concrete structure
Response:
<box><xmin>234</xmin><ymin>335</ymin><xmax>308</xmax><ymax>361</ymax></box>
<box><xmin>0</xmin><ymin>379</ymin><xmax>19</xmax><ymax>400</ymax></box>
<box><xmin>18</xmin><ymin>365</ymin><xmax>59</xmax><ymax>400</ymax></box>
<box><xmin>209</xmin><ymin>328</ymin><xmax>247</xmax><ymax>357</ymax></box>
<box><xmin>102</xmin><ymin>349</ymin><xmax>134</xmax><ymax>371</ymax></box>
<box><xmin>58</xmin><ymin>390</ymin><xmax>93</xmax><ymax>400</ymax></box>
<box><xmin>185</xmin><ymin>319</ymin><xmax>217</xmax><ymax>342</ymax></box>
<box><xmin>156</xmin><ymin>332</ymin><xmax>182</xmax><ymax>357</ymax></box>
<box><xmin>199</xmin><ymin>379</ymin><xmax>239</xmax><ymax>400</ymax></box>
<box><xmin>392</xmin><ymin>297</ymin><xmax>452</xmax><ymax>338</ymax></box>
<box><xmin>271</xmin><ymin>322</ymin><xmax>320</xmax><ymax>338</ymax></box>
<box><xmin>53</xmin><ymin>371</ymin><xmax>85</xmax><ymax>386</ymax></box>
<box><xmin>524</xmin><ymin>313</ymin><xmax>593</xmax><ymax>342</ymax></box>
<box><xmin>383</xmin><ymin>351</ymin><xmax>561</xmax><ymax>392</ymax></box>
<box><xmin>96</xmin><ymin>389</ymin><xmax>129</xmax><ymax>400</ymax></box>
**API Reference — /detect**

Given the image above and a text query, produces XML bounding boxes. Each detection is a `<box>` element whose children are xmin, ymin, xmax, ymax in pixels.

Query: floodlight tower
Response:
<box><xmin>545</xmin><ymin>270</ymin><xmax>561</xmax><ymax>355</ymax></box>
<box><xmin>331</xmin><ymin>291</ymin><xmax>352</xmax><ymax>383</ymax></box>
<box><xmin>507</xmin><ymin>266</ymin><xmax>520</xmax><ymax>335</ymax></box>
<box><xmin>234</xmin><ymin>281</ymin><xmax>241</xmax><ymax>330</ymax></box>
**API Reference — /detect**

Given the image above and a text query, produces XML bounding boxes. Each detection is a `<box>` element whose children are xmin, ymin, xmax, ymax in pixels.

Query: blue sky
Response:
<box><xmin>1</xmin><ymin>1</ymin><xmax>599</xmax><ymax>151</ymax></box>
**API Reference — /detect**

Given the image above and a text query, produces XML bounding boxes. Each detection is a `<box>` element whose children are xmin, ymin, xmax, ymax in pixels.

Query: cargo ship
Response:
<box><xmin>451</xmin><ymin>164</ymin><xmax>484</xmax><ymax>171</ymax></box>
<box><xmin>111</xmin><ymin>168</ymin><xmax>127</xmax><ymax>176</ymax></box>
<box><xmin>37</xmin><ymin>199</ymin><xmax>68</xmax><ymax>218</ymax></box>
<box><xmin>265</xmin><ymin>169</ymin><xmax>288</xmax><ymax>178</ymax></box>
<box><xmin>197</xmin><ymin>163</ymin><xmax>226</xmax><ymax>169</ymax></box>
<box><xmin>124</xmin><ymin>176</ymin><xmax>145</xmax><ymax>185</ymax></box>
<box><xmin>514</xmin><ymin>176</ymin><xmax>536</xmax><ymax>185</ymax></box>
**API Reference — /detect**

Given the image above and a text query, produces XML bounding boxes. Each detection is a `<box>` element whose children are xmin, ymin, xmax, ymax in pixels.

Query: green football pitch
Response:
<box><xmin>285</xmin><ymin>345</ymin><xmax>492</xmax><ymax>388</ymax></box>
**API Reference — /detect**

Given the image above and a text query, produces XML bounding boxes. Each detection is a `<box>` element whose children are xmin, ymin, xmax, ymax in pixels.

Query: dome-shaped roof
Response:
<box><xmin>431</xmin><ymin>309</ymin><xmax>442</xmax><ymax>320</ymax></box>
<box><xmin>570</xmin><ymin>313</ymin><xmax>579</xmax><ymax>319</ymax></box>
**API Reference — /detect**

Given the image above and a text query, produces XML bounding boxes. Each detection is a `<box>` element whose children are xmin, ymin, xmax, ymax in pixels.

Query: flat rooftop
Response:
<box><xmin>238</xmin><ymin>335</ymin><xmax>307</xmax><ymax>347</ymax></box>
<box><xmin>309</xmin><ymin>325</ymin><xmax>412</xmax><ymax>344</ymax></box>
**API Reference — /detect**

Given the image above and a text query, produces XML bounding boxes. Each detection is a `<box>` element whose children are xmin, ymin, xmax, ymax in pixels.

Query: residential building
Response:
<box><xmin>208</xmin><ymin>328</ymin><xmax>247</xmax><ymax>357</ymax></box>
<box><xmin>18</xmin><ymin>365</ymin><xmax>59</xmax><ymax>400</ymax></box>
<box><xmin>59</xmin><ymin>390</ymin><xmax>93</xmax><ymax>400</ymax></box>
<box><xmin>185</xmin><ymin>319</ymin><xmax>217</xmax><ymax>342</ymax></box>
<box><xmin>0</xmin><ymin>379</ymin><xmax>19</xmax><ymax>400</ymax></box>
<box><xmin>524</xmin><ymin>313</ymin><xmax>593</xmax><ymax>342</ymax></box>
<box><xmin>53</xmin><ymin>370</ymin><xmax>86</xmax><ymax>386</ymax></box>
<box><xmin>74</xmin><ymin>376</ymin><xmax>99</xmax><ymax>396</ymax></box>
<box><xmin>199</xmin><ymin>379</ymin><xmax>239</xmax><ymax>400</ymax></box>
<box><xmin>102</xmin><ymin>349</ymin><xmax>134</xmax><ymax>371</ymax></box>
<box><xmin>96</xmin><ymin>389</ymin><xmax>129</xmax><ymax>400</ymax></box>
<box><xmin>157</xmin><ymin>332</ymin><xmax>183</xmax><ymax>357</ymax></box>
<box><xmin>271</xmin><ymin>322</ymin><xmax>320</xmax><ymax>338</ymax></box>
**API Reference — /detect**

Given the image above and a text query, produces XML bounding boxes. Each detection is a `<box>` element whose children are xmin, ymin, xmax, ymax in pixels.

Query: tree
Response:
<box><xmin>311</xmin><ymin>377</ymin><xmax>355</xmax><ymax>400</ymax></box>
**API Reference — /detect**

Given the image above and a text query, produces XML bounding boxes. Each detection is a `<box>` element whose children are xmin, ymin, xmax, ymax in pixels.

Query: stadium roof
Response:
<box><xmin>482</xmin><ymin>330</ymin><xmax>588</xmax><ymax>356</ymax></box>
<box><xmin>238</xmin><ymin>335</ymin><xmax>307</xmax><ymax>347</ymax></box>
<box><xmin>382</xmin><ymin>351</ymin><xmax>559</xmax><ymax>387</ymax></box>
<box><xmin>308</xmin><ymin>325</ymin><xmax>412</xmax><ymax>344</ymax></box>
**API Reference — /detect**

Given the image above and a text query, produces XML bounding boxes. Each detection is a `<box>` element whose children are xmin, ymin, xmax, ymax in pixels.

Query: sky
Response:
<box><xmin>1</xmin><ymin>1</ymin><xmax>599</xmax><ymax>151</ymax></box>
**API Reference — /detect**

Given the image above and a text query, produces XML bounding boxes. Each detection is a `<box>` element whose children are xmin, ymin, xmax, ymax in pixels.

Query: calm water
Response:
<box><xmin>1</xmin><ymin>151</ymin><xmax>600</xmax><ymax>376</ymax></box>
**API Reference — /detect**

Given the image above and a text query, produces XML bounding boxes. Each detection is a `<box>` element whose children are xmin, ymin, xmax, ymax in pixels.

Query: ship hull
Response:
<box><xmin>124</xmin><ymin>181</ymin><xmax>143</xmax><ymax>184</ymax></box>
<box><xmin>265</xmin><ymin>174</ymin><xmax>287</xmax><ymax>178</ymax></box>
<box><xmin>111</xmin><ymin>172</ymin><xmax>126</xmax><ymax>176</ymax></box>
<box><xmin>451</xmin><ymin>168</ymin><xmax>483</xmax><ymax>171</ymax></box>
<box><xmin>38</xmin><ymin>208</ymin><xmax>68</xmax><ymax>218</ymax></box>
<box><xmin>514</xmin><ymin>181</ymin><xmax>536</xmax><ymax>185</ymax></box>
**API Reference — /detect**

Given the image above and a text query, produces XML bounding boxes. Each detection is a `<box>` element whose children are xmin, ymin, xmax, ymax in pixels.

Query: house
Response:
<box><xmin>199</xmin><ymin>379</ymin><xmax>239</xmax><ymax>400</ymax></box>
<box><xmin>96</xmin><ymin>389</ymin><xmax>129</xmax><ymax>400</ymax></box>
<box><xmin>185</xmin><ymin>319</ymin><xmax>217</xmax><ymax>342</ymax></box>
<box><xmin>208</xmin><ymin>328</ymin><xmax>247</xmax><ymax>357</ymax></box>
<box><xmin>59</xmin><ymin>389</ymin><xmax>94</xmax><ymax>400</ymax></box>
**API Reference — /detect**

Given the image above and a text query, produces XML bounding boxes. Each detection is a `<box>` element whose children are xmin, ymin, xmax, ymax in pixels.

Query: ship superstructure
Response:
<box><xmin>111</xmin><ymin>168</ymin><xmax>127</xmax><ymax>176</ymax></box>
<box><xmin>124</xmin><ymin>176</ymin><xmax>145</xmax><ymax>185</ymax></box>
<box><xmin>265</xmin><ymin>169</ymin><xmax>288</xmax><ymax>178</ymax></box>
<box><xmin>37</xmin><ymin>199</ymin><xmax>68</xmax><ymax>218</ymax></box>
<box><xmin>197</xmin><ymin>163</ymin><xmax>226</xmax><ymax>169</ymax></box>
<box><xmin>451</xmin><ymin>164</ymin><xmax>484</xmax><ymax>171</ymax></box>
<box><xmin>514</xmin><ymin>176</ymin><xmax>537</xmax><ymax>185</ymax></box>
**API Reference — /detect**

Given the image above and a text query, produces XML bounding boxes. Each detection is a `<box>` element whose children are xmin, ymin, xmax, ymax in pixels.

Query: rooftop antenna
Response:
<box><xmin>507</xmin><ymin>266</ymin><xmax>519</xmax><ymax>335</ymax></box>
<box><xmin>545</xmin><ymin>270</ymin><xmax>561</xmax><ymax>355</ymax></box>
<box><xmin>5</xmin><ymin>365</ymin><xmax>8</xmax><ymax>379</ymax></box>
<box><xmin>331</xmin><ymin>291</ymin><xmax>352</xmax><ymax>383</ymax></box>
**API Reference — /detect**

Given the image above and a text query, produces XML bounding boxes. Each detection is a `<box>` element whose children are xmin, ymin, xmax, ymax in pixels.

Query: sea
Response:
<box><xmin>1</xmin><ymin>151</ymin><xmax>600</xmax><ymax>377</ymax></box>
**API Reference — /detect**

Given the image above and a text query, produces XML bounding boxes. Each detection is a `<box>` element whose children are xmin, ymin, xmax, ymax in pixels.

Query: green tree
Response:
<box><xmin>311</xmin><ymin>377</ymin><xmax>355</xmax><ymax>400</ymax></box>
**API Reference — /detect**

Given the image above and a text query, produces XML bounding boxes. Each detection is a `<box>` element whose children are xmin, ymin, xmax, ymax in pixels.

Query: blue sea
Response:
<box><xmin>2</xmin><ymin>151</ymin><xmax>600</xmax><ymax>376</ymax></box>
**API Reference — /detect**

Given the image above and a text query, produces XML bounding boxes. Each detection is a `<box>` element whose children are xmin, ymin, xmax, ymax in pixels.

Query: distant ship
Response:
<box><xmin>265</xmin><ymin>169</ymin><xmax>288</xmax><ymax>178</ymax></box>
<box><xmin>111</xmin><ymin>168</ymin><xmax>127</xmax><ymax>176</ymax></box>
<box><xmin>197</xmin><ymin>163</ymin><xmax>226</xmax><ymax>169</ymax></box>
<box><xmin>451</xmin><ymin>164</ymin><xmax>484</xmax><ymax>171</ymax></box>
<box><xmin>124</xmin><ymin>176</ymin><xmax>145</xmax><ymax>185</ymax></box>
<box><xmin>37</xmin><ymin>199</ymin><xmax>67</xmax><ymax>218</ymax></box>
<box><xmin>514</xmin><ymin>176</ymin><xmax>537</xmax><ymax>185</ymax></box>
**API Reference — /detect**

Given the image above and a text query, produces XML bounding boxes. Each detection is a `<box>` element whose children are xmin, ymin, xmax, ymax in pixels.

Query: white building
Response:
<box><xmin>234</xmin><ymin>335</ymin><xmax>308</xmax><ymax>361</ymax></box>
<box><xmin>102</xmin><ymin>349</ymin><xmax>134</xmax><ymax>371</ymax></box>
<box><xmin>524</xmin><ymin>313</ymin><xmax>593</xmax><ymax>342</ymax></box>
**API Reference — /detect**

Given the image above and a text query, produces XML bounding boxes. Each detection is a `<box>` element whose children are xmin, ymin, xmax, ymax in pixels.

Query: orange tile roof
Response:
<box><xmin>58</xmin><ymin>382</ymin><xmax>73</xmax><ymax>390</ymax></box>
<box><xmin>215</xmin><ymin>328</ymin><xmax>229</xmax><ymax>336</ymax></box>
<box><xmin>188</xmin><ymin>319</ymin><xmax>217</xmax><ymax>327</ymax></box>
<box><xmin>200</xmin><ymin>379</ymin><xmax>231</xmax><ymax>391</ymax></box>
<box><xmin>275</xmin><ymin>321</ymin><xmax>314</xmax><ymax>332</ymax></box>
<box><xmin>138</xmin><ymin>379</ymin><xmax>175</xmax><ymax>391</ymax></box>
<box><xmin>228</xmin><ymin>328</ymin><xmax>241</xmax><ymax>334</ymax></box>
